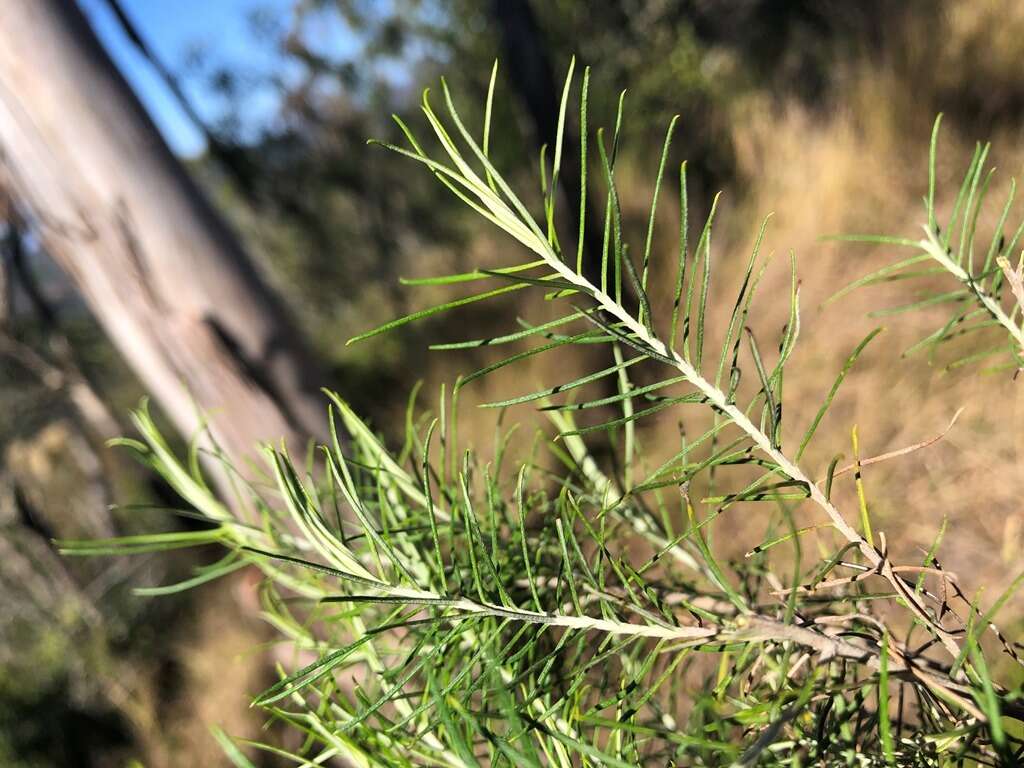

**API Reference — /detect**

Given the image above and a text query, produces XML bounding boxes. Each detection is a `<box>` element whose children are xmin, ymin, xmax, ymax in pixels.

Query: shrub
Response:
<box><xmin>63</xmin><ymin>62</ymin><xmax>1024</xmax><ymax>766</ymax></box>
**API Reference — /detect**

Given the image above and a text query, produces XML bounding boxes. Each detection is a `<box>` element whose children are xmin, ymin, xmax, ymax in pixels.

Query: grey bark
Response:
<box><xmin>0</xmin><ymin>0</ymin><xmax>329</xmax><ymax>479</ymax></box>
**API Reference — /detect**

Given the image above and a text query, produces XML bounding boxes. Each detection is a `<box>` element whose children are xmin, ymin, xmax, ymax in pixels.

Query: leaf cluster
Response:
<box><xmin>834</xmin><ymin>115</ymin><xmax>1024</xmax><ymax>372</ymax></box>
<box><xmin>62</xmin><ymin>64</ymin><xmax>1024</xmax><ymax>766</ymax></box>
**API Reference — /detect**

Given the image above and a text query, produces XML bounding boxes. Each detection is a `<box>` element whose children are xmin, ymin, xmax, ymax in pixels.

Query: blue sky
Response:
<box><xmin>79</xmin><ymin>0</ymin><xmax>301</xmax><ymax>157</ymax></box>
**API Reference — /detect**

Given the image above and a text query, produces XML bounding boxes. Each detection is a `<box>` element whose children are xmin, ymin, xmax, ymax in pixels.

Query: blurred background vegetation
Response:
<box><xmin>3</xmin><ymin>1</ymin><xmax>1024</xmax><ymax>765</ymax></box>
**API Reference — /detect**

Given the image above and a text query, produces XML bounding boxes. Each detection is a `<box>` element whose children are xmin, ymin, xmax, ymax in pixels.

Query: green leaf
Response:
<box><xmin>556</xmin><ymin>395</ymin><xmax>698</xmax><ymax>437</ymax></box>
<box><xmin>878</xmin><ymin>631</ymin><xmax>896</xmax><ymax>765</ymax></box>
<box><xmin>716</xmin><ymin>216</ymin><xmax>769</xmax><ymax>389</ymax></box>
<box><xmin>927</xmin><ymin>114</ymin><xmax>942</xmax><ymax>232</ymax></box>
<box><xmin>851</xmin><ymin>425</ymin><xmax>874</xmax><ymax>548</ymax></box>
<box><xmin>483</xmin><ymin>59</ymin><xmax>499</xmax><ymax>193</ymax></box>
<box><xmin>254</xmin><ymin>634</ymin><xmax>377</xmax><ymax>706</ymax></box>
<box><xmin>134</xmin><ymin>552</ymin><xmax>249</xmax><ymax>596</ymax></box>
<box><xmin>58</xmin><ymin>528</ymin><xmax>223</xmax><ymax>556</ymax></box>
<box><xmin>825</xmin><ymin>254</ymin><xmax>931</xmax><ymax>306</ymax></box>
<box><xmin>669</xmin><ymin>161</ymin><xmax>689</xmax><ymax>350</ymax></box>
<box><xmin>348</xmin><ymin>284</ymin><xmax>525</xmax><ymax>345</ymax></box>
<box><xmin>745</xmin><ymin>328</ymin><xmax>779</xmax><ymax>448</ymax></box>
<box><xmin>211</xmin><ymin>726</ymin><xmax>257</xmax><ymax>768</ymax></box>
<box><xmin>401</xmin><ymin>259</ymin><xmax>545</xmax><ymax>285</ymax></box>
<box><xmin>430</xmin><ymin>311</ymin><xmax>582</xmax><ymax>350</ymax></box>
<box><xmin>481</xmin><ymin>352</ymin><xmax>645</xmax><ymax>409</ymax></box>
<box><xmin>541</xmin><ymin>374</ymin><xmax>691</xmax><ymax>411</ymax></box>
<box><xmin>796</xmin><ymin>327</ymin><xmax>883</xmax><ymax>461</ymax></box>
<box><xmin>458</xmin><ymin>329</ymin><xmax>606</xmax><ymax>391</ymax></box>
<box><xmin>641</xmin><ymin>115</ymin><xmax>679</xmax><ymax>298</ymax></box>
<box><xmin>692</xmin><ymin>193</ymin><xmax>721</xmax><ymax>369</ymax></box>
<box><xmin>576</xmin><ymin>66</ymin><xmax>590</xmax><ymax>274</ymax></box>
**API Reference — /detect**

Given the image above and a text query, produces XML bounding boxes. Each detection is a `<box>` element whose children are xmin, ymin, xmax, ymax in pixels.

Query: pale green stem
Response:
<box><xmin>919</xmin><ymin>225</ymin><xmax>1024</xmax><ymax>356</ymax></box>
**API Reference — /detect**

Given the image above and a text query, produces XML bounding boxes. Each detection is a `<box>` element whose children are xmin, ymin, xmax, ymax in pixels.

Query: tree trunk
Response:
<box><xmin>0</xmin><ymin>0</ymin><xmax>329</xmax><ymax>480</ymax></box>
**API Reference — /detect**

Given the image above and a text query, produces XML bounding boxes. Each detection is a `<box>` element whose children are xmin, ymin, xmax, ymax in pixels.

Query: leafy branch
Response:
<box><xmin>835</xmin><ymin>115</ymin><xmax>1024</xmax><ymax>368</ymax></box>
<box><xmin>61</xmin><ymin>63</ymin><xmax>1024</xmax><ymax>765</ymax></box>
<box><xmin>357</xmin><ymin>59</ymin><xmax>970</xmax><ymax>661</ymax></box>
